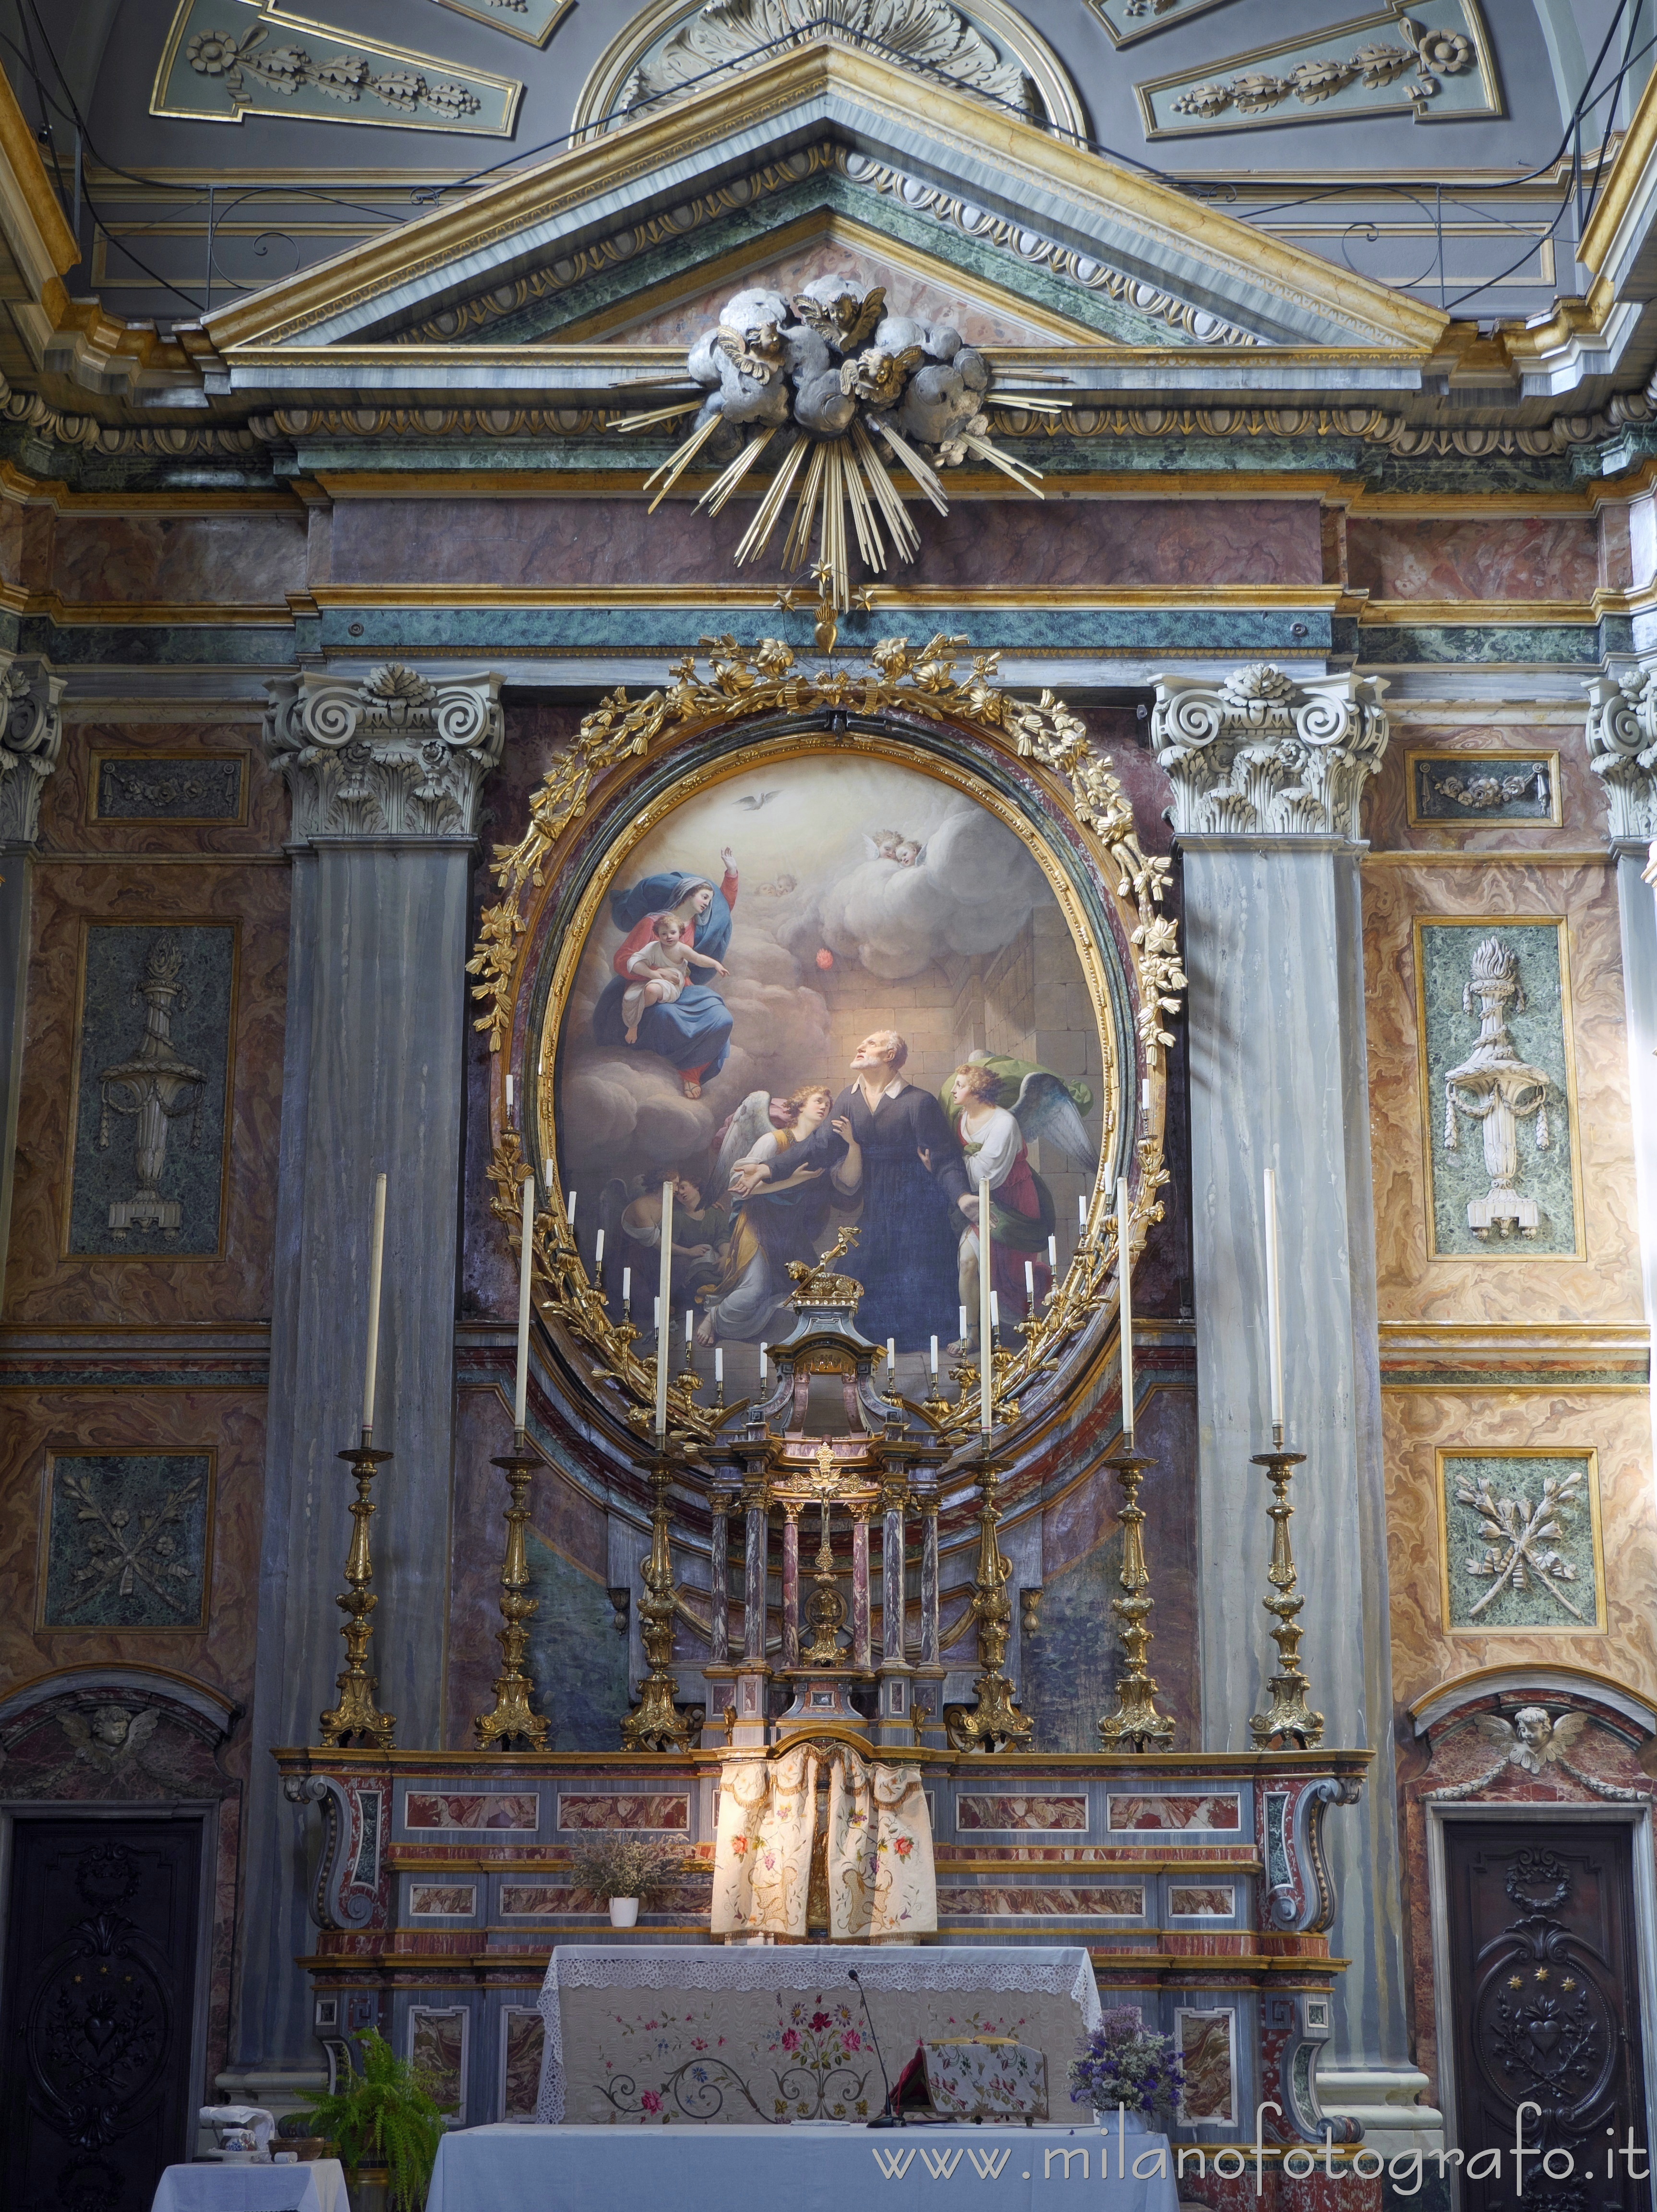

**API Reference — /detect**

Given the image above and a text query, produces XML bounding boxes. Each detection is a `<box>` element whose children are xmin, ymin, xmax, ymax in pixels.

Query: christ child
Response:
<box><xmin>622</xmin><ymin>914</ymin><xmax>727</xmax><ymax>1043</ymax></box>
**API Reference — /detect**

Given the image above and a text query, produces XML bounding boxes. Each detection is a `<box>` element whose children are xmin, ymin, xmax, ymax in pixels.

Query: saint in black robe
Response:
<box><xmin>787</xmin><ymin>1081</ymin><xmax>968</xmax><ymax>1350</ymax></box>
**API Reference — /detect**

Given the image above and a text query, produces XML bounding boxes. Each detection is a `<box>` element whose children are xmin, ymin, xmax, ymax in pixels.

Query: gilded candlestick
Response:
<box><xmin>1248</xmin><ymin>1438</ymin><xmax>1324</xmax><ymax>1749</ymax></box>
<box><xmin>319</xmin><ymin>1444</ymin><xmax>397</xmax><ymax>1749</ymax></box>
<box><xmin>474</xmin><ymin>1428</ymin><xmax>551</xmax><ymax>1752</ymax></box>
<box><xmin>1097</xmin><ymin>1440</ymin><xmax>1175</xmax><ymax>1751</ymax></box>
<box><xmin>944</xmin><ymin>1445</ymin><xmax>1033</xmax><ymax>1753</ymax></box>
<box><xmin>621</xmin><ymin>1457</ymin><xmax>697</xmax><ymax>1753</ymax></box>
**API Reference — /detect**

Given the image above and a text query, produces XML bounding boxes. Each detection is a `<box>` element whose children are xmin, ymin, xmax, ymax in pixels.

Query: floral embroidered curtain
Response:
<box><xmin>711</xmin><ymin>1740</ymin><xmax>937</xmax><ymax>1940</ymax></box>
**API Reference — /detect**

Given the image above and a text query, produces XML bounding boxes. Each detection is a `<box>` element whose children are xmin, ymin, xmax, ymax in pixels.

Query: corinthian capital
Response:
<box><xmin>0</xmin><ymin>654</ymin><xmax>67</xmax><ymax>846</ymax></box>
<box><xmin>1151</xmin><ymin>662</ymin><xmax>1390</xmax><ymax>840</ymax></box>
<box><xmin>263</xmin><ymin>663</ymin><xmax>504</xmax><ymax>842</ymax></box>
<box><xmin>1584</xmin><ymin>670</ymin><xmax>1657</xmax><ymax>842</ymax></box>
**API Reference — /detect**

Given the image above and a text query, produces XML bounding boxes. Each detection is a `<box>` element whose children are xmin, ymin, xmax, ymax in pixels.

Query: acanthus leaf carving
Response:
<box><xmin>0</xmin><ymin>654</ymin><xmax>67</xmax><ymax>846</ymax></box>
<box><xmin>263</xmin><ymin>664</ymin><xmax>504</xmax><ymax>841</ymax></box>
<box><xmin>1151</xmin><ymin>661</ymin><xmax>1389</xmax><ymax>839</ymax></box>
<box><xmin>1584</xmin><ymin>668</ymin><xmax>1657</xmax><ymax>842</ymax></box>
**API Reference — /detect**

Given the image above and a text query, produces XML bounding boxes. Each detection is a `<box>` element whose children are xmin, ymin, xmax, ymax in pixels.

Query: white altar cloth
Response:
<box><xmin>535</xmin><ymin>1944</ymin><xmax>1102</xmax><ymax>2125</ymax></box>
<box><xmin>150</xmin><ymin>2161</ymin><xmax>345</xmax><ymax>2212</ymax></box>
<box><xmin>429</xmin><ymin>2124</ymin><xmax>1177</xmax><ymax>2212</ymax></box>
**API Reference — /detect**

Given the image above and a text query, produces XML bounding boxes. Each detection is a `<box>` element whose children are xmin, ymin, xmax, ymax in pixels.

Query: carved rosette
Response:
<box><xmin>263</xmin><ymin>663</ymin><xmax>505</xmax><ymax>841</ymax></box>
<box><xmin>1584</xmin><ymin>669</ymin><xmax>1657</xmax><ymax>841</ymax></box>
<box><xmin>0</xmin><ymin>655</ymin><xmax>67</xmax><ymax>846</ymax></box>
<box><xmin>1151</xmin><ymin>662</ymin><xmax>1390</xmax><ymax>839</ymax></box>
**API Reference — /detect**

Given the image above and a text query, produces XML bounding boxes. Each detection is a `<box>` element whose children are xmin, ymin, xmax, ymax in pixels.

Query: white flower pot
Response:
<box><xmin>609</xmin><ymin>1897</ymin><xmax>640</xmax><ymax>1928</ymax></box>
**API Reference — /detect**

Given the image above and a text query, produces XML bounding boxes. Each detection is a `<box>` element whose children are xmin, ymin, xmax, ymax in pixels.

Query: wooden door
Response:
<box><xmin>1443</xmin><ymin>1821</ymin><xmax>1651</xmax><ymax>2212</ymax></box>
<box><xmin>0</xmin><ymin>1817</ymin><xmax>203</xmax><ymax>2212</ymax></box>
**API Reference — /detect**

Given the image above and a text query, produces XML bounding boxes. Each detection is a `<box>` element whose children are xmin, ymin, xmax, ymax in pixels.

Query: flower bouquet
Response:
<box><xmin>566</xmin><ymin>1833</ymin><xmax>689</xmax><ymax>1925</ymax></box>
<box><xmin>1069</xmin><ymin>2009</ymin><xmax>1185</xmax><ymax>2129</ymax></box>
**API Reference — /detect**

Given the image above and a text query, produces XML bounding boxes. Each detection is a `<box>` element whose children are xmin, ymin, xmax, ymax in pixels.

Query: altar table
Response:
<box><xmin>428</xmin><ymin>2124</ymin><xmax>1178</xmax><ymax>2212</ymax></box>
<box><xmin>536</xmin><ymin>1945</ymin><xmax>1103</xmax><ymax>2125</ymax></box>
<box><xmin>149</xmin><ymin>2161</ymin><xmax>346</xmax><ymax>2212</ymax></box>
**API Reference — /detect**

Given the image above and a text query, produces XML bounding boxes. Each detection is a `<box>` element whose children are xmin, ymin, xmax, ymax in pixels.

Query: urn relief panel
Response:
<box><xmin>1413</xmin><ymin>919</ymin><xmax>1582</xmax><ymax>1260</ymax></box>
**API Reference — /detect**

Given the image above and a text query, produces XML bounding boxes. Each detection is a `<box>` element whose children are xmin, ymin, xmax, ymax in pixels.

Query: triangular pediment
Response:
<box><xmin>189</xmin><ymin>36</ymin><xmax>1447</xmax><ymax>404</ymax></box>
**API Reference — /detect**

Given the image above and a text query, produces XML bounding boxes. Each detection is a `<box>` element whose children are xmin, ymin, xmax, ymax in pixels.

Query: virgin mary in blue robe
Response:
<box><xmin>592</xmin><ymin>863</ymin><xmax>736</xmax><ymax>1088</ymax></box>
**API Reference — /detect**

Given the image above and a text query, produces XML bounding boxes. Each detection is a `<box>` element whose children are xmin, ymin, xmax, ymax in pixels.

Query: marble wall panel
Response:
<box><xmin>1363</xmin><ymin>718</ymin><xmax>1601</xmax><ymax>853</ymax></box>
<box><xmin>5</xmin><ymin>854</ymin><xmax>288</xmax><ymax>1323</ymax></box>
<box><xmin>1346</xmin><ymin>517</ymin><xmax>1599</xmax><ymax>601</ymax></box>
<box><xmin>0</xmin><ymin>498</ymin><xmax>51</xmax><ymax>589</ymax></box>
<box><xmin>49</xmin><ymin>719</ymin><xmax>282</xmax><ymax>857</ymax></box>
<box><xmin>1364</xmin><ymin>861</ymin><xmax>1640</xmax><ymax>1324</ymax></box>
<box><xmin>41</xmin><ymin>1451</ymin><xmax>212</xmax><ymax>1630</ymax></box>
<box><xmin>1597</xmin><ymin>500</ymin><xmax>1633</xmax><ymax>591</ymax></box>
<box><xmin>502</xmin><ymin>2011</ymin><xmax>544</xmax><ymax>2120</ymax></box>
<box><xmin>49</xmin><ymin>513</ymin><xmax>307</xmax><ymax>606</ymax></box>
<box><xmin>0</xmin><ymin>1388</ymin><xmax>267</xmax><ymax>1709</ymax></box>
<box><xmin>1381</xmin><ymin>1391</ymin><xmax>1657</xmax><ymax>1710</ymax></box>
<box><xmin>1439</xmin><ymin>1450</ymin><xmax>1603</xmax><ymax>1633</ymax></box>
<box><xmin>1417</xmin><ymin>918</ymin><xmax>1578</xmax><ymax>1259</ymax></box>
<box><xmin>67</xmin><ymin>921</ymin><xmax>236</xmax><ymax>1258</ymax></box>
<box><xmin>328</xmin><ymin>497</ymin><xmax>1323</xmax><ymax>590</ymax></box>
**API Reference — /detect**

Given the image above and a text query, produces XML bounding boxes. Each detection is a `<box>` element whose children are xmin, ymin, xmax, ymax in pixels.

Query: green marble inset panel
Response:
<box><xmin>68</xmin><ymin>924</ymin><xmax>235</xmax><ymax>1258</ymax></box>
<box><xmin>1407</xmin><ymin>752</ymin><xmax>1558</xmax><ymax>826</ymax></box>
<box><xmin>42</xmin><ymin>1453</ymin><xmax>212</xmax><ymax>1629</ymax></box>
<box><xmin>524</xmin><ymin>1530</ymin><xmax>633</xmax><ymax>1751</ymax></box>
<box><xmin>1440</xmin><ymin>1452</ymin><xmax>1603</xmax><ymax>1632</ymax></box>
<box><xmin>1417</xmin><ymin>920</ymin><xmax>1578</xmax><ymax>1258</ymax></box>
<box><xmin>153</xmin><ymin>0</ymin><xmax>522</xmax><ymax>135</ymax></box>
<box><xmin>95</xmin><ymin>755</ymin><xmax>245</xmax><ymax>822</ymax></box>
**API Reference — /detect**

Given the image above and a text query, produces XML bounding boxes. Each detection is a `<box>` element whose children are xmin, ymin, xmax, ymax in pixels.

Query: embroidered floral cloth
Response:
<box><xmin>919</xmin><ymin>2040</ymin><xmax>1048</xmax><ymax>2119</ymax></box>
<box><xmin>535</xmin><ymin>1946</ymin><xmax>1103</xmax><ymax>2125</ymax></box>
<box><xmin>710</xmin><ymin>1742</ymin><xmax>937</xmax><ymax>1939</ymax></box>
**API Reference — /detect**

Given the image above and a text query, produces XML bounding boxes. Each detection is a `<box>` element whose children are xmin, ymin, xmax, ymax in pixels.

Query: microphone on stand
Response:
<box><xmin>849</xmin><ymin>1970</ymin><xmax>901</xmax><ymax>2128</ymax></box>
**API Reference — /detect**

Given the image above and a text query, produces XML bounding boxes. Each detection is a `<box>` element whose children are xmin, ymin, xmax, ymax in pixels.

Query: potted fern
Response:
<box><xmin>567</xmin><ymin>1834</ymin><xmax>687</xmax><ymax>1927</ymax></box>
<box><xmin>299</xmin><ymin>2028</ymin><xmax>445</xmax><ymax>2212</ymax></box>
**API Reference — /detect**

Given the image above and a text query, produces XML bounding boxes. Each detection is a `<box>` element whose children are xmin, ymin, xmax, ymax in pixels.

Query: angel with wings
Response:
<box><xmin>695</xmin><ymin>1083</ymin><xmax>853</xmax><ymax>1344</ymax></box>
<box><xmin>940</xmin><ymin>1053</ymin><xmax>1095</xmax><ymax>1337</ymax></box>
<box><xmin>1427</xmin><ymin>1705</ymin><xmax>1650</xmax><ymax>1803</ymax></box>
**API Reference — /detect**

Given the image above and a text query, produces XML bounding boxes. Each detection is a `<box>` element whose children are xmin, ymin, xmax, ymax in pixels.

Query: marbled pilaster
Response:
<box><xmin>0</xmin><ymin>657</ymin><xmax>65</xmax><ymax>1310</ymax></box>
<box><xmin>1157</xmin><ymin>662</ymin><xmax>1417</xmax><ymax>2122</ymax></box>
<box><xmin>236</xmin><ymin>666</ymin><xmax>500</xmax><ymax>2071</ymax></box>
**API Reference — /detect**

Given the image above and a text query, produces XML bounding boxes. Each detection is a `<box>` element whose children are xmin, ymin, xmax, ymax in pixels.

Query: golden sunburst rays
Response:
<box><xmin>617</xmin><ymin>401</ymin><xmax>1056</xmax><ymax>613</ymax></box>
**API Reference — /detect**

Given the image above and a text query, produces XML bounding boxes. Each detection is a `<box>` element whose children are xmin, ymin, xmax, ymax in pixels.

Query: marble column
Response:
<box><xmin>236</xmin><ymin>664</ymin><xmax>503</xmax><ymax>2072</ymax></box>
<box><xmin>0</xmin><ymin>659</ymin><xmax>65</xmax><ymax>1309</ymax></box>
<box><xmin>850</xmin><ymin>1508</ymin><xmax>872</xmax><ymax>1671</ymax></box>
<box><xmin>1153</xmin><ymin>663</ymin><xmax>1430</xmax><ymax>2136</ymax></box>
<box><xmin>781</xmin><ymin>1503</ymin><xmax>801</xmax><ymax>1670</ymax></box>
<box><xmin>1585</xmin><ymin>676</ymin><xmax>1657</xmax><ymax>1475</ymax></box>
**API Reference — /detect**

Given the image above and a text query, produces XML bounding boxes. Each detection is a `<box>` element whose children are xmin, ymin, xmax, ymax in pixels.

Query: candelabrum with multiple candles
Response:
<box><xmin>319</xmin><ymin>1154</ymin><xmax>1322</xmax><ymax>1766</ymax></box>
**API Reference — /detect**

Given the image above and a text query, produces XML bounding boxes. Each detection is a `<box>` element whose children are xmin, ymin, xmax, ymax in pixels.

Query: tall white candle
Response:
<box><xmin>593</xmin><ymin>1227</ymin><xmax>605</xmax><ymax>1274</ymax></box>
<box><xmin>1079</xmin><ymin>1192</ymin><xmax>1088</xmax><ymax>1230</ymax></box>
<box><xmin>758</xmin><ymin>1341</ymin><xmax>768</xmax><ymax>1382</ymax></box>
<box><xmin>1047</xmin><ymin>1234</ymin><xmax>1057</xmax><ymax>1273</ymax></box>
<box><xmin>1024</xmin><ymin>1260</ymin><xmax>1035</xmax><ymax>1305</ymax></box>
<box><xmin>1264</xmin><ymin>1166</ymin><xmax>1284</xmax><ymax>1431</ymax></box>
<box><xmin>621</xmin><ymin>1265</ymin><xmax>631</xmax><ymax>1313</ymax></box>
<box><xmin>714</xmin><ymin>1346</ymin><xmax>723</xmax><ymax>1386</ymax></box>
<box><xmin>979</xmin><ymin>1182</ymin><xmax>993</xmax><ymax>1431</ymax></box>
<box><xmin>685</xmin><ymin>1309</ymin><xmax>694</xmax><ymax>1351</ymax></box>
<box><xmin>653</xmin><ymin>1296</ymin><xmax>660</xmax><ymax>1332</ymax></box>
<box><xmin>1117</xmin><ymin>1176</ymin><xmax>1134</xmax><ymax>1442</ymax></box>
<box><xmin>887</xmin><ymin>1336</ymin><xmax>895</xmax><ymax>1371</ymax></box>
<box><xmin>361</xmin><ymin>1172</ymin><xmax>387</xmax><ymax>1438</ymax></box>
<box><xmin>930</xmin><ymin>1334</ymin><xmax>938</xmax><ymax>1376</ymax></box>
<box><xmin>565</xmin><ymin>1189</ymin><xmax>577</xmax><ymax>1232</ymax></box>
<box><xmin>654</xmin><ymin>1179</ymin><xmax>674</xmax><ymax>1435</ymax></box>
<box><xmin>990</xmin><ymin>1290</ymin><xmax>1000</xmax><ymax>1330</ymax></box>
<box><xmin>513</xmin><ymin>1171</ymin><xmax>534</xmax><ymax>1432</ymax></box>
<box><xmin>505</xmin><ymin>1072</ymin><xmax>514</xmax><ymax>1113</ymax></box>
<box><xmin>959</xmin><ymin>1304</ymin><xmax>967</xmax><ymax>1343</ymax></box>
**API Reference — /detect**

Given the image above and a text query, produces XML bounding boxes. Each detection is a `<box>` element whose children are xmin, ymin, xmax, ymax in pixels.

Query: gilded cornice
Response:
<box><xmin>1579</xmin><ymin>60</ymin><xmax>1657</xmax><ymax>279</ymax></box>
<box><xmin>194</xmin><ymin>40</ymin><xmax>1447</xmax><ymax>358</ymax></box>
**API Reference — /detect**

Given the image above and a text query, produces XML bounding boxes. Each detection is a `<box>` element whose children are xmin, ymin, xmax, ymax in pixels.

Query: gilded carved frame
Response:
<box><xmin>470</xmin><ymin>633</ymin><xmax>1185</xmax><ymax>1451</ymax></box>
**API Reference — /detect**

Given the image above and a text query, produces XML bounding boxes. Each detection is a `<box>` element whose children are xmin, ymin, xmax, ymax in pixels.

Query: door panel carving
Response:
<box><xmin>1444</xmin><ymin>1823</ymin><xmax>1650</xmax><ymax>2212</ymax></box>
<box><xmin>1</xmin><ymin>1818</ymin><xmax>203</xmax><ymax>2212</ymax></box>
